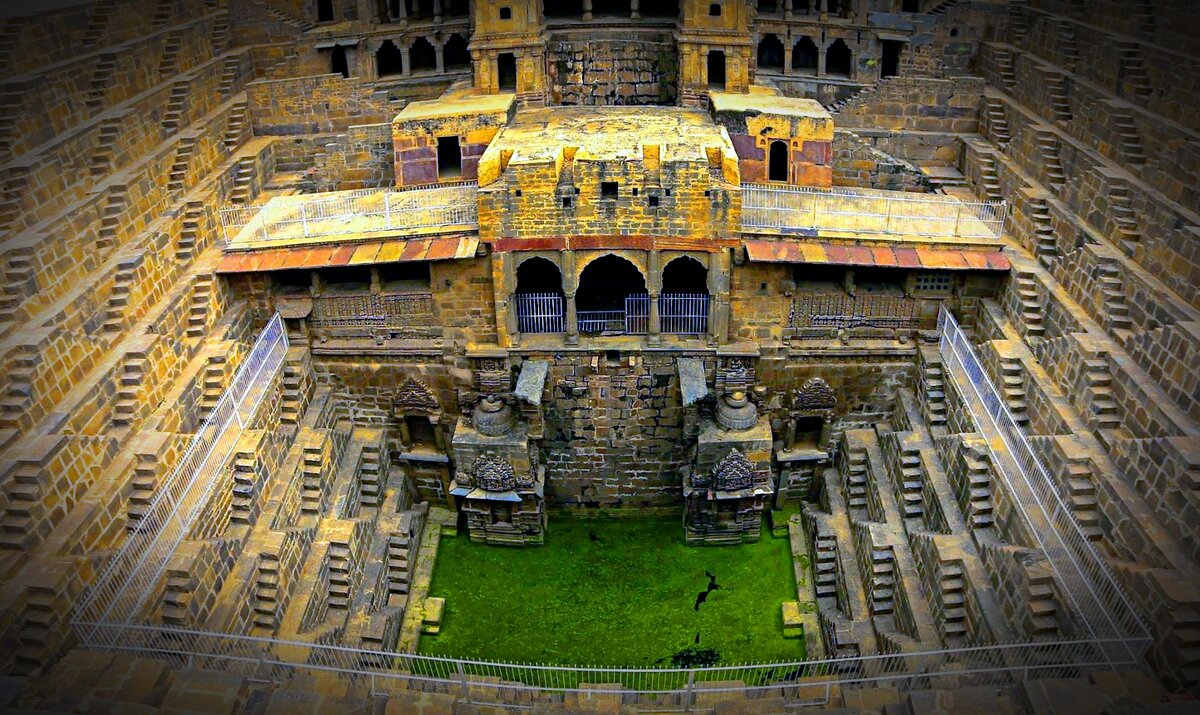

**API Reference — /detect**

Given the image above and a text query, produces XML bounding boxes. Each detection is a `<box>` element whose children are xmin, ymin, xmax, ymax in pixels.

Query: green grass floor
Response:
<box><xmin>419</xmin><ymin>516</ymin><xmax>801</xmax><ymax>667</ymax></box>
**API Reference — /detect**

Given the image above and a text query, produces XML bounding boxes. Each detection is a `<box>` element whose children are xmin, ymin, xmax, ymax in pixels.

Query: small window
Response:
<box><xmin>632</xmin><ymin>187</ymin><xmax>639</xmax><ymax>196</ymax></box>
<box><xmin>768</xmin><ymin>140</ymin><xmax>789</xmax><ymax>182</ymax></box>
<box><xmin>601</xmin><ymin>181</ymin><xmax>618</xmax><ymax>198</ymax></box>
<box><xmin>648</xmin><ymin>195</ymin><xmax>660</xmax><ymax>207</ymax></box>
<box><xmin>436</xmin><ymin>136</ymin><xmax>461</xmax><ymax>179</ymax></box>
<box><xmin>499</xmin><ymin>6</ymin><xmax>512</xmax><ymax>19</ymax></box>
<box><xmin>405</xmin><ymin>416</ymin><xmax>437</xmax><ymax>450</ymax></box>
<box><xmin>915</xmin><ymin>271</ymin><xmax>953</xmax><ymax>294</ymax></box>
<box><xmin>792</xmin><ymin>416</ymin><xmax>824</xmax><ymax>450</ymax></box>
<box><xmin>562</xmin><ymin>196</ymin><xmax>573</xmax><ymax>208</ymax></box>
<box><xmin>605</xmin><ymin>349</ymin><xmax>621</xmax><ymax>366</ymax></box>
<box><xmin>708</xmin><ymin>2</ymin><xmax>721</xmax><ymax>15</ymax></box>
<box><xmin>497</xmin><ymin>52</ymin><xmax>517</xmax><ymax>91</ymax></box>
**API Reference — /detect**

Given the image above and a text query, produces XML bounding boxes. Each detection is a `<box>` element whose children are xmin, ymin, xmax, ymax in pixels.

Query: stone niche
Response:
<box><xmin>775</xmin><ymin>377</ymin><xmax>837</xmax><ymax>504</ymax></box>
<box><xmin>684</xmin><ymin>390</ymin><xmax>774</xmax><ymax>545</ymax></box>
<box><xmin>449</xmin><ymin>360</ymin><xmax>549</xmax><ymax>546</ymax></box>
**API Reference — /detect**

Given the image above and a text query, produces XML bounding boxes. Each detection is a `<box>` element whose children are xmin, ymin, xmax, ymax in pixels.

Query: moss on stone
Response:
<box><xmin>420</xmin><ymin>515</ymin><xmax>802</xmax><ymax>667</ymax></box>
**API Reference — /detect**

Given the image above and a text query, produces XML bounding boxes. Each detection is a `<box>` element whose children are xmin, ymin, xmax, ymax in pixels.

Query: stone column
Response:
<box><xmin>631</xmin><ymin>0</ymin><xmax>640</xmax><ymax>19</ymax></box>
<box><xmin>401</xmin><ymin>47</ymin><xmax>412</xmax><ymax>76</ymax></box>
<box><xmin>817</xmin><ymin>44</ymin><xmax>826</xmax><ymax>77</ymax></box>
<box><xmin>783</xmin><ymin>41</ymin><xmax>792</xmax><ymax>75</ymax></box>
<box><xmin>393</xmin><ymin>0</ymin><xmax>406</xmax><ymax>22</ymax></box>
<box><xmin>582</xmin><ymin>0</ymin><xmax>593</xmax><ymax>20</ymax></box>
<box><xmin>435</xmin><ymin>43</ymin><xmax>445</xmax><ymax>73</ymax></box>
<box><xmin>370</xmin><ymin>267</ymin><xmax>381</xmax><ymax>295</ymax></box>
<box><xmin>563</xmin><ymin>251</ymin><xmax>579</xmax><ymax>344</ymax></box>
<box><xmin>647</xmin><ymin>249</ymin><xmax>661</xmax><ymax>345</ymax></box>
<box><xmin>433</xmin><ymin>0</ymin><xmax>442</xmax><ymax>22</ymax></box>
<box><xmin>784</xmin><ymin>0</ymin><xmax>793</xmax><ymax>19</ymax></box>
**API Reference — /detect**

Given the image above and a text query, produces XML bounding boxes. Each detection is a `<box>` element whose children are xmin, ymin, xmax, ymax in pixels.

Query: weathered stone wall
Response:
<box><xmin>247</xmin><ymin>74</ymin><xmax>391</xmax><ymax>134</ymax></box>
<box><xmin>833</xmin><ymin>75</ymin><xmax>983</xmax><ymax>133</ymax></box>
<box><xmin>833</xmin><ymin>129</ymin><xmax>934</xmax><ymax>192</ymax></box>
<box><xmin>312</xmin><ymin>123</ymin><xmax>396</xmax><ymax>190</ymax></box>
<box><xmin>545</xmin><ymin>31</ymin><xmax>679</xmax><ymax>106</ymax></box>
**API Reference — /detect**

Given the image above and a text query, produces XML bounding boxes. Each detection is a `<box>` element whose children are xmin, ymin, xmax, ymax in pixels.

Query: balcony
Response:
<box><xmin>308</xmin><ymin>290</ymin><xmax>440</xmax><ymax>340</ymax></box>
<box><xmin>741</xmin><ymin>184</ymin><xmax>1007</xmax><ymax>244</ymax></box>
<box><xmin>220</xmin><ymin>183</ymin><xmax>478</xmax><ymax>250</ymax></box>
<box><xmin>515</xmin><ymin>293</ymin><xmax>710</xmax><ymax>337</ymax></box>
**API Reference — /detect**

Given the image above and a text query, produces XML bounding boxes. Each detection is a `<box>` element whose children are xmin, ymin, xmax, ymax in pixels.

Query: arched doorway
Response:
<box><xmin>826</xmin><ymin>39</ymin><xmax>852</xmax><ymax>77</ymax></box>
<box><xmin>660</xmin><ymin>256</ymin><xmax>709</xmax><ymax>335</ymax></box>
<box><xmin>443</xmin><ymin>34</ymin><xmax>470</xmax><ymax>70</ymax></box>
<box><xmin>577</xmin><ymin>255</ymin><xmax>648</xmax><ymax>334</ymax></box>
<box><xmin>769</xmin><ymin>140</ymin><xmax>789</xmax><ymax>182</ymax></box>
<box><xmin>317</xmin><ymin>0</ymin><xmax>334</xmax><ymax>22</ymax></box>
<box><xmin>792</xmin><ymin>36</ymin><xmax>818</xmax><ymax>74</ymax></box>
<box><xmin>497</xmin><ymin>52</ymin><xmax>517</xmax><ymax>91</ymax></box>
<box><xmin>376</xmin><ymin>40</ymin><xmax>403</xmax><ymax>76</ymax></box>
<box><xmin>515</xmin><ymin>257</ymin><xmax>565</xmax><ymax>334</ymax></box>
<box><xmin>410</xmin><ymin>36</ymin><xmax>436</xmax><ymax>72</ymax></box>
<box><xmin>757</xmin><ymin>34</ymin><xmax>784</xmax><ymax>71</ymax></box>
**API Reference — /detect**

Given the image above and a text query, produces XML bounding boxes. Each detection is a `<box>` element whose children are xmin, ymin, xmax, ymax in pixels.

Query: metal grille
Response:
<box><xmin>515</xmin><ymin>293</ymin><xmax>565</xmax><ymax>334</ymax></box>
<box><xmin>788</xmin><ymin>292</ymin><xmax>918</xmax><ymax>330</ymax></box>
<box><xmin>659</xmin><ymin>293</ymin><xmax>709</xmax><ymax>335</ymax></box>
<box><xmin>741</xmin><ymin>183</ymin><xmax>1007</xmax><ymax>239</ymax></box>
<box><xmin>577</xmin><ymin>295</ymin><xmax>649</xmax><ymax>335</ymax></box>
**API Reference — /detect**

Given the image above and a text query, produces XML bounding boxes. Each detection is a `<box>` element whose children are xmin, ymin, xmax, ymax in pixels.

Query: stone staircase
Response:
<box><xmin>0</xmin><ymin>246</ymin><xmax>35</xmax><ymax>324</ymax></box>
<box><xmin>230</xmin><ymin>448</ymin><xmax>257</xmax><ymax>525</ymax></box>
<box><xmin>111</xmin><ymin>349</ymin><xmax>148</xmax><ymax>429</ymax></box>
<box><xmin>257</xmin><ymin>2</ymin><xmax>317</xmax><ymax>32</ymax></box>
<box><xmin>167</xmin><ymin>135</ymin><xmax>197</xmax><ymax>194</ymax></box>
<box><xmin>85</xmin><ymin>53</ymin><xmax>117</xmax><ymax>114</ymax></box>
<box><xmin>844</xmin><ymin>446</ymin><xmax>869</xmax><ymax>511</ymax></box>
<box><xmin>1056</xmin><ymin>20</ymin><xmax>1079</xmax><ymax>68</ymax></box>
<box><xmin>1097</xmin><ymin>261</ymin><xmax>1132</xmax><ymax>335</ymax></box>
<box><xmin>1117</xmin><ymin>41</ymin><xmax>1152</xmax><ymax>100</ymax></box>
<box><xmin>0</xmin><ymin>86</ymin><xmax>22</xmax><ymax>159</ymax></box>
<box><xmin>100</xmin><ymin>256</ymin><xmax>138</xmax><ymax>333</ymax></box>
<box><xmin>0</xmin><ymin>347</ymin><xmax>37</xmax><ymax>431</ymax></box>
<box><xmin>80</xmin><ymin>0</ymin><xmax>116</xmax><ymax>48</ymax></box>
<box><xmin>0</xmin><ymin>22</ymin><xmax>22</xmax><ymax>75</ymax></box>
<box><xmin>253</xmin><ymin>551</ymin><xmax>282</xmax><ymax>629</ymax></box>
<box><xmin>1083</xmin><ymin>358</ymin><xmax>1120</xmax><ymax>432</ymax></box>
<box><xmin>162</xmin><ymin>78</ymin><xmax>190</xmax><ymax>133</ymax></box>
<box><xmin>1028</xmin><ymin>194</ymin><xmax>1057</xmax><ymax>262</ymax></box>
<box><xmin>1112</xmin><ymin>106</ymin><xmax>1147</xmax><ymax>165</ymax></box>
<box><xmin>1007</xmin><ymin>3</ymin><xmax>1028</xmax><ymax>44</ymax></box>
<box><xmin>223</xmin><ymin>99</ymin><xmax>249</xmax><ymax>151</ymax></box>
<box><xmin>11</xmin><ymin>582</ymin><xmax>60</xmax><ymax>674</ymax></box>
<box><xmin>919</xmin><ymin>349</ymin><xmax>947</xmax><ymax>427</ymax></box>
<box><xmin>983</xmin><ymin>95</ymin><xmax>1010</xmax><ymax>147</ymax></box>
<box><xmin>301</xmin><ymin>442</ymin><xmax>328</xmax><ymax>514</ymax></box>
<box><xmin>128</xmin><ymin>451</ymin><xmax>162</xmax><ymax>525</ymax></box>
<box><xmin>229</xmin><ymin>157</ymin><xmax>256</xmax><ymax>204</ymax></box>
<box><xmin>97</xmin><ymin>184</ymin><xmax>129</xmax><ymax>251</ymax></box>
<box><xmin>1045</xmin><ymin>74</ymin><xmax>1071</xmax><ymax>122</ymax></box>
<box><xmin>151</xmin><ymin>0</ymin><xmax>174</xmax><ymax>29</ymax></box>
<box><xmin>198</xmin><ymin>355</ymin><xmax>227</xmax><ymax>423</ymax></box>
<box><xmin>993</xmin><ymin>48</ymin><xmax>1016</xmax><ymax>90</ymax></box>
<box><xmin>1130</xmin><ymin>0</ymin><xmax>1155</xmax><ymax>38</ymax></box>
<box><xmin>999</xmin><ymin>356</ymin><xmax>1029</xmax><ymax>425</ymax></box>
<box><xmin>0</xmin><ymin>166</ymin><xmax>27</xmax><ymax>235</ymax></box>
<box><xmin>218</xmin><ymin>56</ymin><xmax>241</xmax><ymax>99</ymax></box>
<box><xmin>158</xmin><ymin>30</ymin><xmax>183</xmax><ymax>77</ymax></box>
<box><xmin>357</xmin><ymin>443</ymin><xmax>385</xmax><ymax>510</ymax></box>
<box><xmin>1027</xmin><ymin>572</ymin><xmax>1059</xmax><ymax>635</ymax></box>
<box><xmin>211</xmin><ymin>12</ymin><xmax>231</xmax><ymax>54</ymax></box>
<box><xmin>964</xmin><ymin>444</ymin><xmax>994</xmax><ymax>529</ymax></box>
<box><xmin>280</xmin><ymin>355</ymin><xmax>310</xmax><ymax>428</ymax></box>
<box><xmin>0</xmin><ymin>461</ymin><xmax>42</xmax><ymax>550</ymax></box>
<box><xmin>1107</xmin><ymin>184</ymin><xmax>1142</xmax><ymax>254</ymax></box>
<box><xmin>897</xmin><ymin>446</ymin><xmax>923</xmax><ymax>519</ymax></box>
<box><xmin>88</xmin><ymin>117</ymin><xmax>122</xmax><ymax>178</ymax></box>
<box><xmin>977</xmin><ymin>154</ymin><xmax>1003</xmax><ymax>202</ymax></box>
<box><xmin>812</xmin><ymin>524</ymin><xmax>839</xmax><ymax>600</ymax></box>
<box><xmin>187</xmin><ymin>275</ymin><xmax>212</xmax><ymax>338</ymax></box>
<box><xmin>1063</xmin><ymin>458</ymin><xmax>1103</xmax><ymax>541</ymax></box>
<box><xmin>1035</xmin><ymin>128</ymin><xmax>1066</xmax><ymax>188</ymax></box>
<box><xmin>868</xmin><ymin>544</ymin><xmax>896</xmax><ymax>615</ymax></box>
<box><xmin>327</xmin><ymin>540</ymin><xmax>352</xmax><ymax>611</ymax></box>
<box><xmin>176</xmin><ymin>201</ymin><xmax>204</xmax><ymax>262</ymax></box>
<box><xmin>1014</xmin><ymin>272</ymin><xmax>1045</xmax><ymax>338</ymax></box>
<box><xmin>938</xmin><ymin>560</ymin><xmax>968</xmax><ymax>640</ymax></box>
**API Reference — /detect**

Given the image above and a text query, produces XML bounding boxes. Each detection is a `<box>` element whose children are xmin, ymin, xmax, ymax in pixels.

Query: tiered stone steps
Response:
<box><xmin>1056</xmin><ymin>20</ymin><xmax>1079</xmax><ymax>68</ymax></box>
<box><xmin>186</xmin><ymin>275</ymin><xmax>212</xmax><ymax>338</ymax></box>
<box><xmin>158</xmin><ymin>30</ymin><xmax>183</xmax><ymax>77</ymax></box>
<box><xmin>1111</xmin><ymin>106</ymin><xmax>1147</xmax><ymax>165</ymax></box>
<box><xmin>1034</xmin><ymin>128</ymin><xmax>1066</xmax><ymax>188</ymax></box>
<box><xmin>897</xmin><ymin>447</ymin><xmax>924</xmax><ymax>519</ymax></box>
<box><xmin>1107</xmin><ymin>184</ymin><xmax>1142</xmax><ymax>255</ymax></box>
<box><xmin>812</xmin><ymin>524</ymin><xmax>839</xmax><ymax>600</ymax></box>
<box><xmin>85</xmin><ymin>53</ymin><xmax>117</xmax><ymax>114</ymax></box>
<box><xmin>231</xmin><ymin>447</ymin><xmax>258</xmax><ymax>524</ymax></box>
<box><xmin>1097</xmin><ymin>261</ymin><xmax>1132</xmax><ymax>335</ymax></box>
<box><xmin>1064</xmin><ymin>459</ymin><xmax>1103</xmax><ymax>541</ymax></box>
<box><xmin>327</xmin><ymin>540</ymin><xmax>352</xmax><ymax>611</ymax></box>
<box><xmin>993</xmin><ymin>48</ymin><xmax>1016</xmax><ymax>89</ymax></box>
<box><xmin>88</xmin><ymin>117</ymin><xmax>122</xmax><ymax>178</ymax></box>
<box><xmin>357</xmin><ymin>443</ymin><xmax>384</xmax><ymax>511</ymax></box>
<box><xmin>977</xmin><ymin>154</ymin><xmax>1003</xmax><ymax>202</ymax></box>
<box><xmin>0</xmin><ymin>461</ymin><xmax>42</xmax><ymax>550</ymax></box>
<box><xmin>97</xmin><ymin>183</ymin><xmax>129</xmax><ymax>250</ymax></box>
<box><xmin>1014</xmin><ymin>273</ymin><xmax>1045</xmax><ymax>338</ymax></box>
<box><xmin>198</xmin><ymin>354</ymin><xmax>227</xmax><ymax>423</ymax></box>
<box><xmin>918</xmin><ymin>348</ymin><xmax>947</xmax><ymax>427</ymax></box>
<box><xmin>964</xmin><ymin>445</ymin><xmax>994</xmax><ymax>529</ymax></box>
<box><xmin>844</xmin><ymin>446</ymin><xmax>869</xmax><ymax>511</ymax></box>
<box><xmin>111</xmin><ymin>348</ymin><xmax>148</xmax><ymax>429</ymax></box>
<box><xmin>938</xmin><ymin>561</ymin><xmax>968</xmax><ymax>640</ymax></box>
<box><xmin>1083</xmin><ymin>358</ymin><xmax>1121</xmax><ymax>432</ymax></box>
<box><xmin>151</xmin><ymin>0</ymin><xmax>174</xmax><ymax>29</ymax></box>
<box><xmin>1045</xmin><ymin>74</ymin><xmax>1071</xmax><ymax>122</ymax></box>
<box><xmin>0</xmin><ymin>348</ymin><xmax>37</xmax><ymax>432</ymax></box>
<box><xmin>167</xmin><ymin>135</ymin><xmax>197</xmax><ymax>194</ymax></box>
<box><xmin>0</xmin><ymin>246</ymin><xmax>35</xmax><ymax>323</ymax></box>
<box><xmin>984</xmin><ymin>95</ymin><xmax>1010</xmax><ymax>147</ymax></box>
<box><xmin>80</xmin><ymin>0</ymin><xmax>116</xmax><ymax>49</ymax></box>
<box><xmin>253</xmin><ymin>551</ymin><xmax>282</xmax><ymax>629</ymax></box>
<box><xmin>229</xmin><ymin>157</ymin><xmax>256</xmax><ymax>204</ymax></box>
<box><xmin>176</xmin><ymin>201</ymin><xmax>204</xmax><ymax>262</ymax></box>
<box><xmin>100</xmin><ymin>256</ymin><xmax>138</xmax><ymax>333</ymax></box>
<box><xmin>868</xmin><ymin>545</ymin><xmax>896</xmax><ymax>615</ymax></box>
<box><xmin>1117</xmin><ymin>41</ymin><xmax>1151</xmax><ymax>100</ymax></box>
<box><xmin>999</xmin><ymin>357</ymin><xmax>1029</xmax><ymax>425</ymax></box>
<box><xmin>223</xmin><ymin>99</ymin><xmax>249</xmax><ymax>150</ymax></box>
<box><xmin>1027</xmin><ymin>572</ymin><xmax>1059</xmax><ymax>635</ymax></box>
<box><xmin>1027</xmin><ymin>193</ymin><xmax>1057</xmax><ymax>263</ymax></box>
<box><xmin>218</xmin><ymin>55</ymin><xmax>241</xmax><ymax>98</ymax></box>
<box><xmin>161</xmin><ymin>78</ymin><xmax>190</xmax><ymax>132</ymax></box>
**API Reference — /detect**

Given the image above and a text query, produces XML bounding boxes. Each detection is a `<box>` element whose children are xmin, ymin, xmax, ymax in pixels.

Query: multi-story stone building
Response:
<box><xmin>0</xmin><ymin>0</ymin><xmax>1197</xmax><ymax>712</ymax></box>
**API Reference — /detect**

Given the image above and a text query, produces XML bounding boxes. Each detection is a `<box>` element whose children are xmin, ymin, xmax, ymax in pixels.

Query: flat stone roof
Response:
<box><xmin>395</xmin><ymin>92</ymin><xmax>516</xmax><ymax>122</ymax></box>
<box><xmin>487</xmin><ymin>106</ymin><xmax>734</xmax><ymax>164</ymax></box>
<box><xmin>709</xmin><ymin>91</ymin><xmax>832</xmax><ymax>121</ymax></box>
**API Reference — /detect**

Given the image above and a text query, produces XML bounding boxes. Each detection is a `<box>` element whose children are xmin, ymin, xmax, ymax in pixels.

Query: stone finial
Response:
<box><xmin>472</xmin><ymin>395</ymin><xmax>515</xmax><ymax>436</ymax></box>
<box><xmin>715</xmin><ymin>390</ymin><xmax>758</xmax><ymax>431</ymax></box>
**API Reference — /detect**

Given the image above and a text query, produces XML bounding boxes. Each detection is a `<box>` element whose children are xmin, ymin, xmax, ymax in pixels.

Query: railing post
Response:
<box><xmin>456</xmin><ymin>659</ymin><xmax>469</xmax><ymax>699</ymax></box>
<box><xmin>300</xmin><ymin>202</ymin><xmax>309</xmax><ymax>237</ymax></box>
<box><xmin>683</xmin><ymin>669</ymin><xmax>695</xmax><ymax>711</ymax></box>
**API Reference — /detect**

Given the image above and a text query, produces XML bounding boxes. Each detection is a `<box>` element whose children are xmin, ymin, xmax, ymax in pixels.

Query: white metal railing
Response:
<box><xmin>74</xmin><ymin>314</ymin><xmax>289</xmax><ymax>638</ymax></box>
<box><xmin>219</xmin><ymin>183</ymin><xmax>478</xmax><ymax>247</ymax></box>
<box><xmin>659</xmin><ymin>293</ymin><xmax>709</xmax><ymax>335</ymax></box>
<box><xmin>577</xmin><ymin>295</ymin><xmax>650</xmax><ymax>335</ymax></box>
<box><xmin>515</xmin><ymin>293</ymin><xmax>565</xmax><ymax>334</ymax></box>
<box><xmin>741</xmin><ymin>183</ymin><xmax>1007</xmax><ymax>240</ymax></box>
<box><xmin>937</xmin><ymin>306</ymin><xmax>1150</xmax><ymax>664</ymax></box>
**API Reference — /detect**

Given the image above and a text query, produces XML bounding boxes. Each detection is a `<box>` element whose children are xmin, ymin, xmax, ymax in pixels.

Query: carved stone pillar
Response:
<box><xmin>563</xmin><ymin>251</ymin><xmax>578</xmax><ymax>344</ymax></box>
<box><xmin>435</xmin><ymin>43</ymin><xmax>445</xmax><ymax>73</ymax></box>
<box><xmin>784</xmin><ymin>0</ymin><xmax>793</xmax><ymax>19</ymax></box>
<box><xmin>631</xmin><ymin>0</ymin><xmax>640</xmax><ymax>19</ymax></box>
<box><xmin>432</xmin><ymin>0</ymin><xmax>442</xmax><ymax>22</ymax></box>
<box><xmin>401</xmin><ymin>47</ymin><xmax>411</xmax><ymax>76</ymax></box>
<box><xmin>583</xmin><ymin>0</ymin><xmax>593</xmax><ymax>20</ymax></box>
